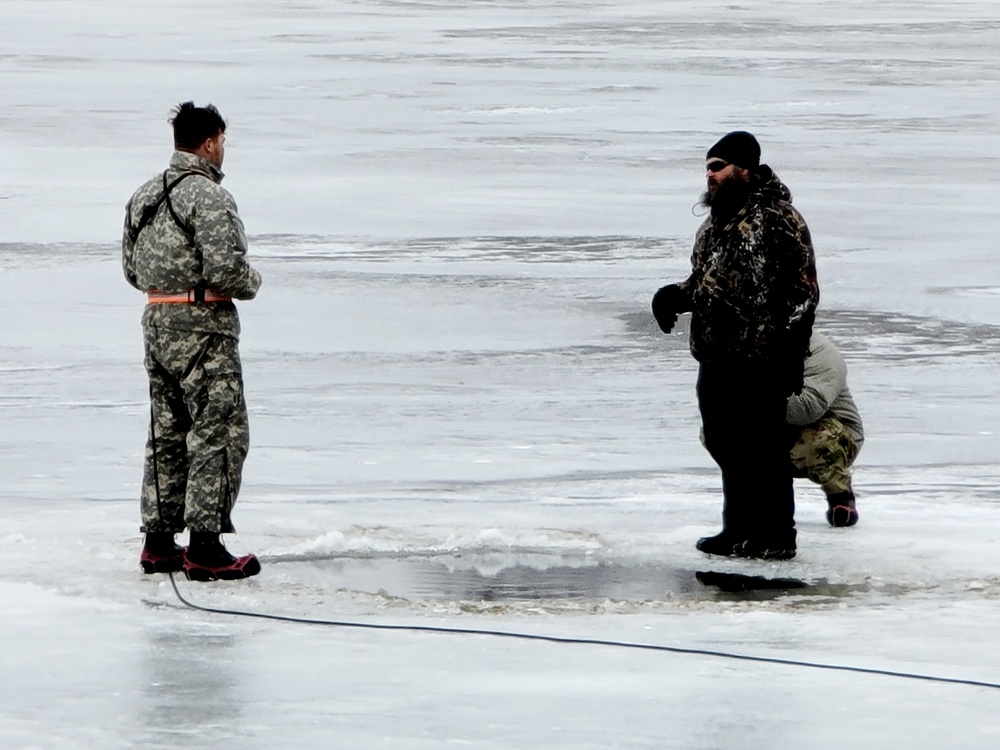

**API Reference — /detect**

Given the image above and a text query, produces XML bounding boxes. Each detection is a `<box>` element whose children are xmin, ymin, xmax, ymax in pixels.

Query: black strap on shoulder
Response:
<box><xmin>127</xmin><ymin>171</ymin><xmax>198</xmax><ymax>244</ymax></box>
<box><xmin>162</xmin><ymin>171</ymin><xmax>197</xmax><ymax>240</ymax></box>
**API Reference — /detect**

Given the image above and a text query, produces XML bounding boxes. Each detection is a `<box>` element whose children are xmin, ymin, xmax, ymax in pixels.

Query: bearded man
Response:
<box><xmin>652</xmin><ymin>131</ymin><xmax>820</xmax><ymax>560</ymax></box>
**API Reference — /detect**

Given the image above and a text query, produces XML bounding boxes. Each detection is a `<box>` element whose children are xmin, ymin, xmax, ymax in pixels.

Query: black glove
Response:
<box><xmin>783</xmin><ymin>358</ymin><xmax>805</xmax><ymax>396</ymax></box>
<box><xmin>651</xmin><ymin>284</ymin><xmax>686</xmax><ymax>334</ymax></box>
<box><xmin>782</xmin><ymin>324</ymin><xmax>813</xmax><ymax>396</ymax></box>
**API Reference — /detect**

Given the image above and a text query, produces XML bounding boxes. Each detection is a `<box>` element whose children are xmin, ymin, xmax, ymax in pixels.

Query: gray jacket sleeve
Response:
<box><xmin>786</xmin><ymin>333</ymin><xmax>846</xmax><ymax>425</ymax></box>
<box><xmin>188</xmin><ymin>182</ymin><xmax>262</xmax><ymax>300</ymax></box>
<box><xmin>122</xmin><ymin>197</ymin><xmax>141</xmax><ymax>290</ymax></box>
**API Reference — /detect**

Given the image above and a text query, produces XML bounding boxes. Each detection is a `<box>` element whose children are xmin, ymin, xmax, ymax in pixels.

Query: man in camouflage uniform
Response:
<box><xmin>123</xmin><ymin>102</ymin><xmax>262</xmax><ymax>581</ymax></box>
<box><xmin>787</xmin><ymin>331</ymin><xmax>864</xmax><ymax>527</ymax></box>
<box><xmin>652</xmin><ymin>131</ymin><xmax>819</xmax><ymax>560</ymax></box>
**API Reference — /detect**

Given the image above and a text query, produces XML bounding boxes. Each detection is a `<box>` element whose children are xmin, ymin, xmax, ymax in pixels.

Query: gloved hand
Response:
<box><xmin>782</xmin><ymin>325</ymin><xmax>812</xmax><ymax>396</ymax></box>
<box><xmin>651</xmin><ymin>284</ymin><xmax>686</xmax><ymax>334</ymax></box>
<box><xmin>784</xmin><ymin>358</ymin><xmax>805</xmax><ymax>396</ymax></box>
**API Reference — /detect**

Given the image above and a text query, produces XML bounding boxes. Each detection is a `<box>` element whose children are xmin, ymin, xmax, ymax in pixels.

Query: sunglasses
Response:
<box><xmin>706</xmin><ymin>160</ymin><xmax>729</xmax><ymax>173</ymax></box>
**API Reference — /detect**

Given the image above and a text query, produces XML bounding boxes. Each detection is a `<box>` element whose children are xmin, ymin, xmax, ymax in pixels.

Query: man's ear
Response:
<box><xmin>192</xmin><ymin>137</ymin><xmax>212</xmax><ymax>161</ymax></box>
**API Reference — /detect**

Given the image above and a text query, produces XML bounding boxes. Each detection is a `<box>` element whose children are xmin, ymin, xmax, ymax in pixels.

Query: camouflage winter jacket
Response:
<box><xmin>677</xmin><ymin>166</ymin><xmax>819</xmax><ymax>364</ymax></box>
<box><xmin>122</xmin><ymin>151</ymin><xmax>261</xmax><ymax>338</ymax></box>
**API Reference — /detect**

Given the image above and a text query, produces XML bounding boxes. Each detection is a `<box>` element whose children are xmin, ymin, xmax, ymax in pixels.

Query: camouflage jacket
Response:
<box><xmin>122</xmin><ymin>151</ymin><xmax>261</xmax><ymax>338</ymax></box>
<box><xmin>677</xmin><ymin>166</ymin><xmax>819</xmax><ymax>363</ymax></box>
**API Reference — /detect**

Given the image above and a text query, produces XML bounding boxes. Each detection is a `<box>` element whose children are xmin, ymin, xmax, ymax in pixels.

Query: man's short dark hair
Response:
<box><xmin>170</xmin><ymin>102</ymin><xmax>226</xmax><ymax>151</ymax></box>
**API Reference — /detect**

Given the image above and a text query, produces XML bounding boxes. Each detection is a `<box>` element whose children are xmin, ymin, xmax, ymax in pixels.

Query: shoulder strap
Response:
<box><xmin>162</xmin><ymin>171</ymin><xmax>197</xmax><ymax>240</ymax></box>
<box><xmin>127</xmin><ymin>171</ymin><xmax>198</xmax><ymax>244</ymax></box>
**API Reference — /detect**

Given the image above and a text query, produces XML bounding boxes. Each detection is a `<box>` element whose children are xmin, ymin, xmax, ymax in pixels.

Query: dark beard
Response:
<box><xmin>701</xmin><ymin>177</ymin><xmax>751</xmax><ymax>221</ymax></box>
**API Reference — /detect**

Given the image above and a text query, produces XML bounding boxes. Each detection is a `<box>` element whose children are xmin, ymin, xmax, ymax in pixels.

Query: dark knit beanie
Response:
<box><xmin>706</xmin><ymin>131</ymin><xmax>760</xmax><ymax>170</ymax></box>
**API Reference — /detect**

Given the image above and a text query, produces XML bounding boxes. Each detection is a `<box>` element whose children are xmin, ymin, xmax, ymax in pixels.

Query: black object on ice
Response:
<box><xmin>696</xmin><ymin>570</ymin><xmax>808</xmax><ymax>593</ymax></box>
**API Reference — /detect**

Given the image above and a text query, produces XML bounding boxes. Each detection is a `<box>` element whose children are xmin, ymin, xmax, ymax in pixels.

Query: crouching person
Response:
<box><xmin>696</xmin><ymin>330</ymin><xmax>864</xmax><ymax>528</ymax></box>
<box><xmin>787</xmin><ymin>331</ymin><xmax>864</xmax><ymax>527</ymax></box>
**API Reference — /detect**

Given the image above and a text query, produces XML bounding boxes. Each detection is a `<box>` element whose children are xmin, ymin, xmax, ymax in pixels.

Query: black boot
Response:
<box><xmin>696</xmin><ymin>531</ymin><xmax>749</xmax><ymax>557</ymax></box>
<box><xmin>826</xmin><ymin>492</ymin><xmax>859</xmax><ymax>528</ymax></box>
<box><xmin>737</xmin><ymin>533</ymin><xmax>797</xmax><ymax>561</ymax></box>
<box><xmin>184</xmin><ymin>531</ymin><xmax>261</xmax><ymax>582</ymax></box>
<box><xmin>698</xmin><ymin>531</ymin><xmax>797</xmax><ymax>561</ymax></box>
<box><xmin>140</xmin><ymin>531</ymin><xmax>186</xmax><ymax>574</ymax></box>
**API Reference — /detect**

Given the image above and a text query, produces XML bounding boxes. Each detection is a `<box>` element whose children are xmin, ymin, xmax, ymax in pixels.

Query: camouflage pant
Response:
<box><xmin>789</xmin><ymin>417</ymin><xmax>860</xmax><ymax>496</ymax></box>
<box><xmin>140</xmin><ymin>326</ymin><xmax>249</xmax><ymax>534</ymax></box>
<box><xmin>699</xmin><ymin>416</ymin><xmax>860</xmax><ymax>497</ymax></box>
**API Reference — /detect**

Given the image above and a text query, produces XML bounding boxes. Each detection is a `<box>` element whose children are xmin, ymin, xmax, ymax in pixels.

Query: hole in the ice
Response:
<box><xmin>270</xmin><ymin>555</ymin><xmax>861</xmax><ymax>604</ymax></box>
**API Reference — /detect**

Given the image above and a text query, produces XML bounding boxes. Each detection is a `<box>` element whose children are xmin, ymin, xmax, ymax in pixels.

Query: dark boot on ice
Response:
<box><xmin>140</xmin><ymin>531</ymin><xmax>186</xmax><ymax>574</ymax></box>
<box><xmin>735</xmin><ymin>539</ymin><xmax>797</xmax><ymax>561</ymax></box>
<box><xmin>696</xmin><ymin>531</ymin><xmax>749</xmax><ymax>558</ymax></box>
<box><xmin>739</xmin><ymin>526</ymin><xmax>797</xmax><ymax>561</ymax></box>
<box><xmin>826</xmin><ymin>492</ymin><xmax>859</xmax><ymax>528</ymax></box>
<box><xmin>698</xmin><ymin>530</ymin><xmax>797</xmax><ymax>561</ymax></box>
<box><xmin>184</xmin><ymin>531</ymin><xmax>261</xmax><ymax>582</ymax></box>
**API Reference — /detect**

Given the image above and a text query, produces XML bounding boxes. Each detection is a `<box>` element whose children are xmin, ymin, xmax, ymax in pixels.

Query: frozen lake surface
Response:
<box><xmin>2</xmin><ymin>1</ymin><xmax>1000</xmax><ymax>748</ymax></box>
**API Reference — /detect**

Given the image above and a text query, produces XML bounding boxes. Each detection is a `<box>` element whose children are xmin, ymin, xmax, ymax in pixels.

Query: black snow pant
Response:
<box><xmin>697</xmin><ymin>359</ymin><xmax>796</xmax><ymax>549</ymax></box>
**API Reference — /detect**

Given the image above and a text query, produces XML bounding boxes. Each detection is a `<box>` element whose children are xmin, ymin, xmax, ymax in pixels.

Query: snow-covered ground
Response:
<box><xmin>2</xmin><ymin>1</ymin><xmax>1000</xmax><ymax>748</ymax></box>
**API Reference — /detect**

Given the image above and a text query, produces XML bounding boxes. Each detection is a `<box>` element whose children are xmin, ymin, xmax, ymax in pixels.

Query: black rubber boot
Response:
<box><xmin>184</xmin><ymin>531</ymin><xmax>261</xmax><ymax>582</ymax></box>
<box><xmin>826</xmin><ymin>492</ymin><xmax>859</xmax><ymax>528</ymax></box>
<box><xmin>697</xmin><ymin>531</ymin><xmax>797</xmax><ymax>561</ymax></box>
<box><xmin>696</xmin><ymin>531</ymin><xmax>749</xmax><ymax>557</ymax></box>
<box><xmin>737</xmin><ymin>536</ymin><xmax>797</xmax><ymax>561</ymax></box>
<box><xmin>140</xmin><ymin>532</ymin><xmax>186</xmax><ymax>574</ymax></box>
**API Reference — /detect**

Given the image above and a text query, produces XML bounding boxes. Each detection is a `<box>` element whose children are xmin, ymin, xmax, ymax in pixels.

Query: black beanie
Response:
<box><xmin>706</xmin><ymin>131</ymin><xmax>760</xmax><ymax>170</ymax></box>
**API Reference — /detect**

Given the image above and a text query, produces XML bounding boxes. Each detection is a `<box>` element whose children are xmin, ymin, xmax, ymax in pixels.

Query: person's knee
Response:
<box><xmin>209</xmin><ymin>374</ymin><xmax>248</xmax><ymax>445</ymax></box>
<box><xmin>207</xmin><ymin>372</ymin><xmax>244</xmax><ymax>415</ymax></box>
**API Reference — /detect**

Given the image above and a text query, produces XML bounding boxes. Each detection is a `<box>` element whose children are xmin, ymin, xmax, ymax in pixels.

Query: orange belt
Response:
<box><xmin>147</xmin><ymin>289</ymin><xmax>232</xmax><ymax>304</ymax></box>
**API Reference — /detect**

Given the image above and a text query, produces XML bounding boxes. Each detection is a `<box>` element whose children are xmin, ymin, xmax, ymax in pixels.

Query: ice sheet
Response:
<box><xmin>2</xmin><ymin>1</ymin><xmax>1000</xmax><ymax>748</ymax></box>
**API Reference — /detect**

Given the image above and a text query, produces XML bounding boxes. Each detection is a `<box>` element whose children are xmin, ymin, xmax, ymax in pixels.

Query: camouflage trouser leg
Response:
<box><xmin>140</xmin><ymin>326</ymin><xmax>249</xmax><ymax>534</ymax></box>
<box><xmin>788</xmin><ymin>417</ymin><xmax>860</xmax><ymax>497</ymax></box>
